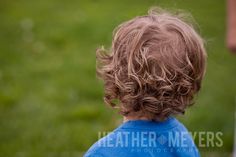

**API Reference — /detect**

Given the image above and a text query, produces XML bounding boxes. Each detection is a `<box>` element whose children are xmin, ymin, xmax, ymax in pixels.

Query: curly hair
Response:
<box><xmin>96</xmin><ymin>8</ymin><xmax>207</xmax><ymax>121</ymax></box>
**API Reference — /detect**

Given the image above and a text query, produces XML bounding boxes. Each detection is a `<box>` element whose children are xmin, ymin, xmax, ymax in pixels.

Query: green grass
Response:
<box><xmin>0</xmin><ymin>0</ymin><xmax>235</xmax><ymax>157</ymax></box>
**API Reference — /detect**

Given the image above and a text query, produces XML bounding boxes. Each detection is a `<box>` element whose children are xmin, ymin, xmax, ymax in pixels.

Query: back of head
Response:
<box><xmin>97</xmin><ymin>7</ymin><xmax>207</xmax><ymax>121</ymax></box>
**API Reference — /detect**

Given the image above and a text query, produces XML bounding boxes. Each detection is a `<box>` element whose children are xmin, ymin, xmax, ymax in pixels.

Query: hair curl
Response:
<box><xmin>96</xmin><ymin>8</ymin><xmax>207</xmax><ymax>121</ymax></box>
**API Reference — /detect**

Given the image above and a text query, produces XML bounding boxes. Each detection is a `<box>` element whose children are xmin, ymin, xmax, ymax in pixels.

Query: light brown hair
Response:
<box><xmin>96</xmin><ymin>8</ymin><xmax>207</xmax><ymax>121</ymax></box>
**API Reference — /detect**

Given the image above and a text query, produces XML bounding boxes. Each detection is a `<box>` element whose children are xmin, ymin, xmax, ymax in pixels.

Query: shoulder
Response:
<box><xmin>83</xmin><ymin>132</ymin><xmax>117</xmax><ymax>157</ymax></box>
<box><xmin>84</xmin><ymin>148</ymin><xmax>103</xmax><ymax>157</ymax></box>
<box><xmin>83</xmin><ymin>138</ymin><xmax>105</xmax><ymax>157</ymax></box>
<box><xmin>83</xmin><ymin>141</ymin><xmax>104</xmax><ymax>157</ymax></box>
<box><xmin>168</xmin><ymin>118</ymin><xmax>200</xmax><ymax>156</ymax></box>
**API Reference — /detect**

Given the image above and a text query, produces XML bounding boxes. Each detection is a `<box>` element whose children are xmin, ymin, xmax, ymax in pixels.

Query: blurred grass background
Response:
<box><xmin>0</xmin><ymin>0</ymin><xmax>235</xmax><ymax>157</ymax></box>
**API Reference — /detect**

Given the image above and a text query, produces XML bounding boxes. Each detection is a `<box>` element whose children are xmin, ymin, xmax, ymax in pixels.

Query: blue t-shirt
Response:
<box><xmin>84</xmin><ymin>117</ymin><xmax>200</xmax><ymax>157</ymax></box>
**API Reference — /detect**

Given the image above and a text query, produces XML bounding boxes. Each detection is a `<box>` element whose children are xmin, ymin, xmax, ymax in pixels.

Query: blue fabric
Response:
<box><xmin>84</xmin><ymin>117</ymin><xmax>200</xmax><ymax>157</ymax></box>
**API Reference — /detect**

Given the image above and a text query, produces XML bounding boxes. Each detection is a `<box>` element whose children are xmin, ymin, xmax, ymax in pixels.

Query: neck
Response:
<box><xmin>123</xmin><ymin>116</ymin><xmax>149</xmax><ymax>123</ymax></box>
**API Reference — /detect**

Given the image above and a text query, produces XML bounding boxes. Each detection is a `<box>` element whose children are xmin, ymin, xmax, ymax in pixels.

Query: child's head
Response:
<box><xmin>97</xmin><ymin>8</ymin><xmax>207</xmax><ymax>121</ymax></box>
